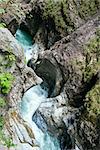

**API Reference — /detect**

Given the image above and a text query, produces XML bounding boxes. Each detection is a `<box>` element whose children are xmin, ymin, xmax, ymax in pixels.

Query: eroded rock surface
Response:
<box><xmin>0</xmin><ymin>0</ymin><xmax>100</xmax><ymax>150</ymax></box>
<box><xmin>0</xmin><ymin>28</ymin><xmax>42</xmax><ymax>149</ymax></box>
<box><xmin>33</xmin><ymin>14</ymin><xmax>100</xmax><ymax>149</ymax></box>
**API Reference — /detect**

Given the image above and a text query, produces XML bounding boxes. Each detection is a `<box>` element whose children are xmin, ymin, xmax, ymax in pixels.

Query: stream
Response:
<box><xmin>15</xmin><ymin>29</ymin><xmax>61</xmax><ymax>150</ymax></box>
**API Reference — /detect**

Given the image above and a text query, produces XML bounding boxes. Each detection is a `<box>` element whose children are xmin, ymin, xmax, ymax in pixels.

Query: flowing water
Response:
<box><xmin>16</xmin><ymin>29</ymin><xmax>61</xmax><ymax>150</ymax></box>
<box><xmin>16</xmin><ymin>29</ymin><xmax>39</xmax><ymax>62</ymax></box>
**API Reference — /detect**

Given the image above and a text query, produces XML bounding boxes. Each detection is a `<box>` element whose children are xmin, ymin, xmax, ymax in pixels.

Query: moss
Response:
<box><xmin>0</xmin><ymin>115</ymin><xmax>15</xmax><ymax>148</ymax></box>
<box><xmin>42</xmin><ymin>0</ymin><xmax>72</xmax><ymax>34</ymax></box>
<box><xmin>0</xmin><ymin>97</ymin><xmax>6</xmax><ymax>107</ymax></box>
<box><xmin>85</xmin><ymin>83</ymin><xmax>100</xmax><ymax>123</ymax></box>
<box><xmin>0</xmin><ymin>52</ymin><xmax>16</xmax><ymax>72</ymax></box>
<box><xmin>0</xmin><ymin>116</ymin><xmax>5</xmax><ymax>130</ymax></box>
<box><xmin>0</xmin><ymin>72</ymin><xmax>14</xmax><ymax>94</ymax></box>
<box><xmin>5</xmin><ymin>53</ymin><xmax>16</xmax><ymax>67</ymax></box>
<box><xmin>78</xmin><ymin>0</ymin><xmax>100</xmax><ymax>19</ymax></box>
<box><xmin>42</xmin><ymin>0</ymin><xmax>99</xmax><ymax>35</ymax></box>
<box><xmin>84</xmin><ymin>34</ymin><xmax>100</xmax><ymax>82</ymax></box>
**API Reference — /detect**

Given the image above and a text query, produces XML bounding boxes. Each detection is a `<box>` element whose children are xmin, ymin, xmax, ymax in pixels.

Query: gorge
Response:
<box><xmin>0</xmin><ymin>0</ymin><xmax>100</xmax><ymax>150</ymax></box>
<box><xmin>16</xmin><ymin>29</ymin><xmax>61</xmax><ymax>150</ymax></box>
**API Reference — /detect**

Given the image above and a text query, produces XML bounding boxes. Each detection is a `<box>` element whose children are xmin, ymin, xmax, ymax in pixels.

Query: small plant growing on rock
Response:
<box><xmin>0</xmin><ymin>97</ymin><xmax>6</xmax><ymax>107</ymax></box>
<box><xmin>0</xmin><ymin>73</ymin><xmax>14</xmax><ymax>94</ymax></box>
<box><xmin>0</xmin><ymin>116</ymin><xmax>5</xmax><ymax>129</ymax></box>
<box><xmin>5</xmin><ymin>54</ymin><xmax>16</xmax><ymax>67</ymax></box>
<box><xmin>4</xmin><ymin>137</ymin><xmax>15</xmax><ymax>149</ymax></box>
<box><xmin>0</xmin><ymin>115</ymin><xmax>16</xmax><ymax>149</ymax></box>
<box><xmin>0</xmin><ymin>22</ymin><xmax>6</xmax><ymax>28</ymax></box>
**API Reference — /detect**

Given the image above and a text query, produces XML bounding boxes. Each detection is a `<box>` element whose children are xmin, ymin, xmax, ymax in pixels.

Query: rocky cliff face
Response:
<box><xmin>0</xmin><ymin>28</ymin><xmax>41</xmax><ymax>150</ymax></box>
<box><xmin>32</xmin><ymin>14</ymin><xmax>100</xmax><ymax>149</ymax></box>
<box><xmin>0</xmin><ymin>0</ymin><xmax>100</xmax><ymax>150</ymax></box>
<box><xmin>1</xmin><ymin>0</ymin><xmax>100</xmax><ymax>48</ymax></box>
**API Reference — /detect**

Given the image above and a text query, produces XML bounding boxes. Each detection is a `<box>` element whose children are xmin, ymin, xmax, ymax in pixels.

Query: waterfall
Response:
<box><xmin>16</xmin><ymin>29</ymin><xmax>61</xmax><ymax>150</ymax></box>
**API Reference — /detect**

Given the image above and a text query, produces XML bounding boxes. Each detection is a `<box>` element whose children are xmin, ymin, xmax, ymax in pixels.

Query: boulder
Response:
<box><xmin>33</xmin><ymin>14</ymin><xmax>100</xmax><ymax>149</ymax></box>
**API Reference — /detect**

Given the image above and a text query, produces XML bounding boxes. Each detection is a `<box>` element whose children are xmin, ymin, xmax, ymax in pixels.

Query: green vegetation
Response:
<box><xmin>0</xmin><ymin>97</ymin><xmax>6</xmax><ymax>107</ymax></box>
<box><xmin>83</xmin><ymin>29</ymin><xmax>100</xmax><ymax>124</ymax></box>
<box><xmin>0</xmin><ymin>116</ymin><xmax>5</xmax><ymax>129</ymax></box>
<box><xmin>85</xmin><ymin>83</ymin><xmax>100</xmax><ymax>123</ymax></box>
<box><xmin>4</xmin><ymin>137</ymin><xmax>15</xmax><ymax>149</ymax></box>
<box><xmin>42</xmin><ymin>0</ymin><xmax>99</xmax><ymax>35</ymax></box>
<box><xmin>0</xmin><ymin>53</ymin><xmax>16</xmax><ymax>73</ymax></box>
<box><xmin>0</xmin><ymin>22</ymin><xmax>6</xmax><ymax>28</ymax></box>
<box><xmin>43</xmin><ymin>0</ymin><xmax>66</xmax><ymax>30</ymax></box>
<box><xmin>78</xmin><ymin>0</ymin><xmax>100</xmax><ymax>19</ymax></box>
<box><xmin>0</xmin><ymin>0</ymin><xmax>9</xmax><ymax>15</ymax></box>
<box><xmin>0</xmin><ymin>73</ymin><xmax>14</xmax><ymax>94</ymax></box>
<box><xmin>0</xmin><ymin>116</ymin><xmax>15</xmax><ymax>149</ymax></box>
<box><xmin>5</xmin><ymin>54</ymin><xmax>16</xmax><ymax>67</ymax></box>
<box><xmin>84</xmin><ymin>33</ymin><xmax>100</xmax><ymax>82</ymax></box>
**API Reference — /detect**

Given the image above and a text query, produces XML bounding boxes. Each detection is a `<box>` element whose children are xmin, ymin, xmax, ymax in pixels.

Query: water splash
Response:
<box><xmin>15</xmin><ymin>29</ymin><xmax>39</xmax><ymax>62</ymax></box>
<box><xmin>20</xmin><ymin>85</ymin><xmax>60</xmax><ymax>150</ymax></box>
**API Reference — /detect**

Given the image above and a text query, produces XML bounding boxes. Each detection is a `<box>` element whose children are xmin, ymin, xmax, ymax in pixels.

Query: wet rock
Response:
<box><xmin>0</xmin><ymin>0</ymin><xmax>32</xmax><ymax>34</ymax></box>
<box><xmin>32</xmin><ymin>111</ymin><xmax>48</xmax><ymax>132</ymax></box>
<box><xmin>29</xmin><ymin>58</ymin><xmax>63</xmax><ymax>97</ymax></box>
<box><xmin>37</xmin><ymin>14</ymin><xmax>100</xmax><ymax>106</ymax></box>
<box><xmin>25</xmin><ymin>0</ymin><xmax>100</xmax><ymax>48</ymax></box>
<box><xmin>35</xmin><ymin>14</ymin><xmax>100</xmax><ymax>149</ymax></box>
<box><xmin>0</xmin><ymin>28</ymin><xmax>42</xmax><ymax>149</ymax></box>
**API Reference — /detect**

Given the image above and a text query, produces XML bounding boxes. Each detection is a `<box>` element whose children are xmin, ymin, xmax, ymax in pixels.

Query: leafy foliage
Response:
<box><xmin>0</xmin><ymin>73</ymin><xmax>14</xmax><ymax>94</ymax></box>
<box><xmin>0</xmin><ymin>22</ymin><xmax>6</xmax><ymax>28</ymax></box>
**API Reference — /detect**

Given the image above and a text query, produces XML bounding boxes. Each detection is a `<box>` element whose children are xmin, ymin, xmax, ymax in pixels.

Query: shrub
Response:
<box><xmin>0</xmin><ymin>73</ymin><xmax>14</xmax><ymax>94</ymax></box>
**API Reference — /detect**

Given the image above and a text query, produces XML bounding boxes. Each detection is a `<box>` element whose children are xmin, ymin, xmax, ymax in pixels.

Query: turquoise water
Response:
<box><xmin>16</xmin><ymin>29</ymin><xmax>61</xmax><ymax>150</ymax></box>
<box><xmin>16</xmin><ymin>29</ymin><xmax>33</xmax><ymax>46</ymax></box>
<box><xmin>16</xmin><ymin>29</ymin><xmax>39</xmax><ymax>62</ymax></box>
<box><xmin>20</xmin><ymin>85</ymin><xmax>60</xmax><ymax>150</ymax></box>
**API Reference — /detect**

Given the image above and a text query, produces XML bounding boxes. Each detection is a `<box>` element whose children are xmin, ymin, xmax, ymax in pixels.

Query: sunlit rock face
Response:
<box><xmin>0</xmin><ymin>28</ymin><xmax>42</xmax><ymax>149</ymax></box>
<box><xmin>0</xmin><ymin>0</ymin><xmax>100</xmax><ymax>149</ymax></box>
<box><xmin>18</xmin><ymin>0</ymin><xmax>100</xmax><ymax>49</ymax></box>
<box><xmin>32</xmin><ymin>15</ymin><xmax>100</xmax><ymax>150</ymax></box>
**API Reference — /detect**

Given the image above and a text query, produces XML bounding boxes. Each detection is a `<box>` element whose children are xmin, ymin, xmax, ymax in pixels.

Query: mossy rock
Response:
<box><xmin>83</xmin><ymin>33</ymin><xmax>100</xmax><ymax>82</ymax></box>
<box><xmin>42</xmin><ymin>0</ymin><xmax>100</xmax><ymax>35</ymax></box>
<box><xmin>0</xmin><ymin>72</ymin><xmax>14</xmax><ymax>94</ymax></box>
<box><xmin>78</xmin><ymin>0</ymin><xmax>100</xmax><ymax>19</ymax></box>
<box><xmin>85</xmin><ymin>83</ymin><xmax>100</xmax><ymax>124</ymax></box>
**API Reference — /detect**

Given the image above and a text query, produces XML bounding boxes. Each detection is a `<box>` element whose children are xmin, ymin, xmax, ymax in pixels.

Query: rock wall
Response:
<box><xmin>1</xmin><ymin>0</ymin><xmax>100</xmax><ymax>48</ymax></box>
<box><xmin>0</xmin><ymin>0</ymin><xmax>100</xmax><ymax>149</ymax></box>
<box><xmin>33</xmin><ymin>14</ymin><xmax>100</xmax><ymax>149</ymax></box>
<box><xmin>0</xmin><ymin>28</ymin><xmax>42</xmax><ymax>149</ymax></box>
